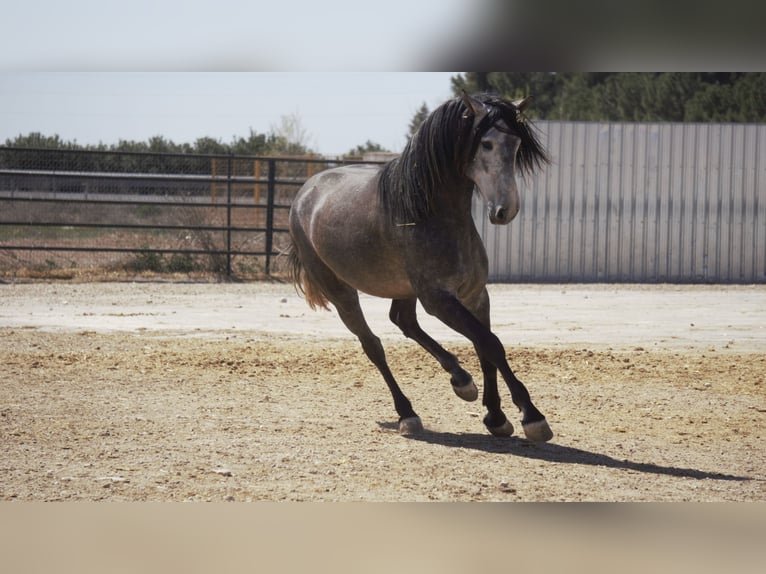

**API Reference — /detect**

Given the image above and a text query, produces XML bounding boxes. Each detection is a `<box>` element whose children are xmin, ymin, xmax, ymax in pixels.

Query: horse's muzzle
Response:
<box><xmin>489</xmin><ymin>203</ymin><xmax>518</xmax><ymax>225</ymax></box>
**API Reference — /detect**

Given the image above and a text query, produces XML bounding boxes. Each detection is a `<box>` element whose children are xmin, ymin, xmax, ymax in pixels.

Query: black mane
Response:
<box><xmin>378</xmin><ymin>93</ymin><xmax>549</xmax><ymax>225</ymax></box>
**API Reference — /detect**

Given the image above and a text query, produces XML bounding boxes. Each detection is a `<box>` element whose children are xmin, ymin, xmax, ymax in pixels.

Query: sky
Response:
<box><xmin>0</xmin><ymin>73</ymin><xmax>458</xmax><ymax>155</ymax></box>
<box><xmin>0</xmin><ymin>0</ymin><xmax>479</xmax><ymax>155</ymax></box>
<box><xmin>1</xmin><ymin>0</ymin><xmax>761</xmax><ymax>156</ymax></box>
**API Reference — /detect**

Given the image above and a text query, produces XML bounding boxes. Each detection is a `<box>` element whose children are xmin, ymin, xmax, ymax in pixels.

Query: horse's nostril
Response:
<box><xmin>495</xmin><ymin>207</ymin><xmax>506</xmax><ymax>221</ymax></box>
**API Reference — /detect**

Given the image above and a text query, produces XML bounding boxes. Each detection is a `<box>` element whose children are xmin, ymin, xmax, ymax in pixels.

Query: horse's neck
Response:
<box><xmin>433</xmin><ymin>178</ymin><xmax>476</xmax><ymax>223</ymax></box>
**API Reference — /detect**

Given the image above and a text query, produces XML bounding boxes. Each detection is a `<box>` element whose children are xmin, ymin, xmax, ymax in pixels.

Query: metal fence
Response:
<box><xmin>474</xmin><ymin>121</ymin><xmax>766</xmax><ymax>283</ymax></box>
<box><xmin>0</xmin><ymin>147</ymin><xmax>375</xmax><ymax>279</ymax></box>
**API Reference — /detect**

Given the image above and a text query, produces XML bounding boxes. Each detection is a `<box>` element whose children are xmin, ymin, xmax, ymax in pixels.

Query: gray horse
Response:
<box><xmin>287</xmin><ymin>92</ymin><xmax>553</xmax><ymax>442</ymax></box>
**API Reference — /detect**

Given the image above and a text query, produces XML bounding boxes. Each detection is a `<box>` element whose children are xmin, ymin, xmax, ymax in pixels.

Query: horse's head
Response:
<box><xmin>461</xmin><ymin>92</ymin><xmax>547</xmax><ymax>225</ymax></box>
<box><xmin>378</xmin><ymin>91</ymin><xmax>547</xmax><ymax>228</ymax></box>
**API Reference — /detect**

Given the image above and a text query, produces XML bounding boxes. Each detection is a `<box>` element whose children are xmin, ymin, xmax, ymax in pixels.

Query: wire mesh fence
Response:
<box><xmin>0</xmin><ymin>147</ymin><xmax>376</xmax><ymax>280</ymax></box>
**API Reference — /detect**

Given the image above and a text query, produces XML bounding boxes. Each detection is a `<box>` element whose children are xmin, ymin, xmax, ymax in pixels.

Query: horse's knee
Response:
<box><xmin>388</xmin><ymin>306</ymin><xmax>404</xmax><ymax>330</ymax></box>
<box><xmin>360</xmin><ymin>335</ymin><xmax>387</xmax><ymax>366</ymax></box>
<box><xmin>394</xmin><ymin>321</ymin><xmax>417</xmax><ymax>339</ymax></box>
<box><xmin>389</xmin><ymin>302</ymin><xmax>416</xmax><ymax>338</ymax></box>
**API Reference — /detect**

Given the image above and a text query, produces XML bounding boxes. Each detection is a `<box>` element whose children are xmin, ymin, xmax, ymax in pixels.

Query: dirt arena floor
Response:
<box><xmin>1</xmin><ymin>281</ymin><xmax>764</xmax><ymax>501</ymax></box>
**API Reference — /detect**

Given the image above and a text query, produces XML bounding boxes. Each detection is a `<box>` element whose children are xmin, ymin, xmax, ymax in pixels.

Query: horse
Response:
<box><xmin>287</xmin><ymin>91</ymin><xmax>553</xmax><ymax>442</ymax></box>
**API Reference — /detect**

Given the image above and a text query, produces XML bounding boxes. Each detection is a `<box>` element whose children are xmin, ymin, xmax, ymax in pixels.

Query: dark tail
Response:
<box><xmin>286</xmin><ymin>239</ymin><xmax>330</xmax><ymax>311</ymax></box>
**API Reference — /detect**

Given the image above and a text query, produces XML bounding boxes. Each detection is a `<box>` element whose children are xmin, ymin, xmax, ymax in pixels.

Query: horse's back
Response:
<box><xmin>289</xmin><ymin>163</ymin><xmax>416</xmax><ymax>300</ymax></box>
<box><xmin>292</xmin><ymin>164</ymin><xmax>381</xmax><ymax>223</ymax></box>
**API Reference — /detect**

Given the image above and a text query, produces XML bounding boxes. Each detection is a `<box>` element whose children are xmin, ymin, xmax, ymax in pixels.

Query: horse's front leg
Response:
<box><xmin>465</xmin><ymin>289</ymin><xmax>516</xmax><ymax>437</ymax></box>
<box><xmin>419</xmin><ymin>289</ymin><xmax>553</xmax><ymax>442</ymax></box>
<box><xmin>389</xmin><ymin>298</ymin><xmax>478</xmax><ymax>401</ymax></box>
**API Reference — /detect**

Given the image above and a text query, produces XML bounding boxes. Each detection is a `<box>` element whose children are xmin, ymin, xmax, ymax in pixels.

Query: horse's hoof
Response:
<box><xmin>398</xmin><ymin>416</ymin><xmax>423</xmax><ymax>435</ymax></box>
<box><xmin>522</xmin><ymin>419</ymin><xmax>553</xmax><ymax>442</ymax></box>
<box><xmin>451</xmin><ymin>378</ymin><xmax>478</xmax><ymax>402</ymax></box>
<box><xmin>487</xmin><ymin>419</ymin><xmax>515</xmax><ymax>437</ymax></box>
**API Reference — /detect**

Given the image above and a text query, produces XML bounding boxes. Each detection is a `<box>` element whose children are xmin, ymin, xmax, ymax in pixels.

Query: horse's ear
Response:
<box><xmin>461</xmin><ymin>91</ymin><xmax>488</xmax><ymax>120</ymax></box>
<box><xmin>512</xmin><ymin>96</ymin><xmax>532</xmax><ymax>113</ymax></box>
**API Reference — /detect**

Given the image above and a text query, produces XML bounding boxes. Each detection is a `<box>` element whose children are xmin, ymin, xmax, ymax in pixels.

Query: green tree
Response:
<box><xmin>4</xmin><ymin>132</ymin><xmax>78</xmax><ymax>149</ymax></box>
<box><xmin>452</xmin><ymin>73</ymin><xmax>565</xmax><ymax>118</ymax></box>
<box><xmin>146</xmin><ymin>135</ymin><xmax>175</xmax><ymax>154</ymax></box>
<box><xmin>451</xmin><ymin>72</ymin><xmax>766</xmax><ymax>122</ymax></box>
<box><xmin>554</xmin><ymin>74</ymin><xmax>603</xmax><ymax>120</ymax></box>
<box><xmin>732</xmin><ymin>73</ymin><xmax>766</xmax><ymax>122</ymax></box>
<box><xmin>193</xmin><ymin>136</ymin><xmax>229</xmax><ymax>155</ymax></box>
<box><xmin>407</xmin><ymin>103</ymin><xmax>430</xmax><ymax>140</ymax></box>
<box><xmin>228</xmin><ymin>129</ymin><xmax>272</xmax><ymax>155</ymax></box>
<box><xmin>685</xmin><ymin>74</ymin><xmax>766</xmax><ymax>122</ymax></box>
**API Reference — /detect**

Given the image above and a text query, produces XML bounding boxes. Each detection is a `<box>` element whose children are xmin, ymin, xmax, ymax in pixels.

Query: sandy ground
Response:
<box><xmin>1</xmin><ymin>281</ymin><xmax>764</xmax><ymax>501</ymax></box>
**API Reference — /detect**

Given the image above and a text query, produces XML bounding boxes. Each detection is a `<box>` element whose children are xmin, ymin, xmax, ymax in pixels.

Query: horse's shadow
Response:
<box><xmin>377</xmin><ymin>422</ymin><xmax>750</xmax><ymax>482</ymax></box>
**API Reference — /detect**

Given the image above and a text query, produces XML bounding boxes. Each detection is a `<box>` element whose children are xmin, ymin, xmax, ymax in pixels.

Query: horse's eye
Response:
<box><xmin>481</xmin><ymin>140</ymin><xmax>493</xmax><ymax>151</ymax></box>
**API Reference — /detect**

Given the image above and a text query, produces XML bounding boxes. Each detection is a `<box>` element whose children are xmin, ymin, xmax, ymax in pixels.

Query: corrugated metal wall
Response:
<box><xmin>473</xmin><ymin>121</ymin><xmax>766</xmax><ymax>283</ymax></box>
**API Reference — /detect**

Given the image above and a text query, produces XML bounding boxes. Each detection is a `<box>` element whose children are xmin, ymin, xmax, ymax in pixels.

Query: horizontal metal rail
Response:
<box><xmin>1</xmin><ymin>220</ymin><xmax>287</xmax><ymax>234</ymax></box>
<box><xmin>0</xmin><ymin>194</ymin><xmax>291</xmax><ymax>209</ymax></box>
<box><xmin>0</xmin><ymin>168</ymin><xmax>310</xmax><ymax>187</ymax></box>
<box><xmin>0</xmin><ymin>145</ymin><xmax>385</xmax><ymax>165</ymax></box>
<box><xmin>1</xmin><ymin>244</ymin><xmax>283</xmax><ymax>256</ymax></box>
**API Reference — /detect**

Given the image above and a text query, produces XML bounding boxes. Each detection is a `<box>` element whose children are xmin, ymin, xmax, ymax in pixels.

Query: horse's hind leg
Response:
<box><xmin>289</xmin><ymin>232</ymin><xmax>420</xmax><ymax>433</ymax></box>
<box><xmin>389</xmin><ymin>299</ymin><xmax>478</xmax><ymax>402</ymax></box>
<box><xmin>331</xmin><ymin>291</ymin><xmax>422</xmax><ymax>434</ymax></box>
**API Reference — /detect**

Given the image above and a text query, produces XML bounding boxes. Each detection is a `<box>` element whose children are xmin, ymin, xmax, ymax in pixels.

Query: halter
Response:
<box><xmin>464</xmin><ymin>104</ymin><xmax>524</xmax><ymax>163</ymax></box>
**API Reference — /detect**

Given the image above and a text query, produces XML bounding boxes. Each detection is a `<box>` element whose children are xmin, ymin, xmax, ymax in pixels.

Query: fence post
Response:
<box><xmin>254</xmin><ymin>159</ymin><xmax>262</xmax><ymax>208</ymax></box>
<box><xmin>211</xmin><ymin>157</ymin><xmax>218</xmax><ymax>202</ymax></box>
<box><xmin>226</xmin><ymin>154</ymin><xmax>232</xmax><ymax>277</ymax></box>
<box><xmin>265</xmin><ymin>159</ymin><xmax>276</xmax><ymax>274</ymax></box>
